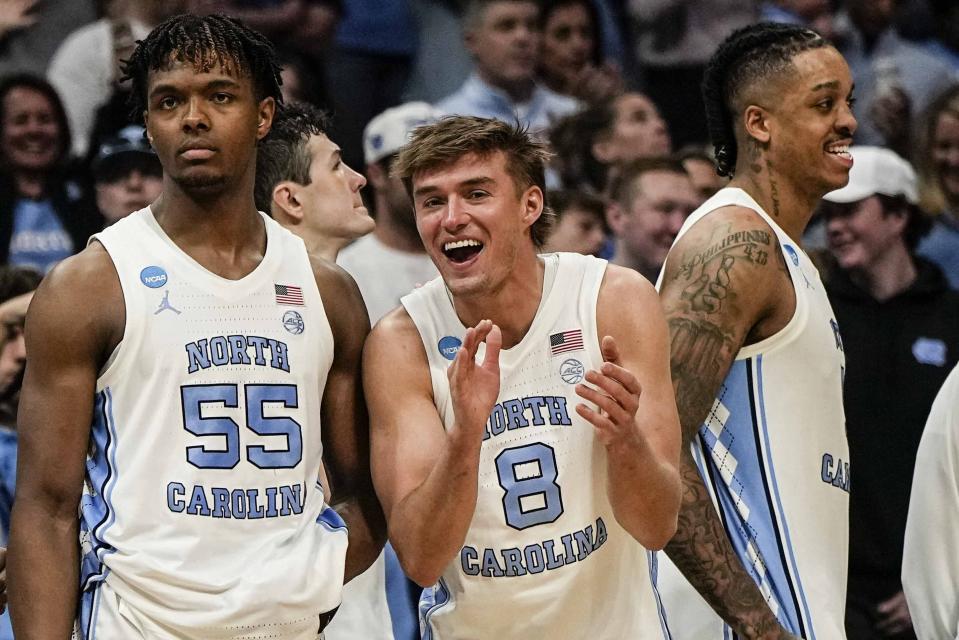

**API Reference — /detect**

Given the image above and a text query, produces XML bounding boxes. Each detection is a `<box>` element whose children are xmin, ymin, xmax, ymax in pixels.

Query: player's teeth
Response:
<box><xmin>444</xmin><ymin>239</ymin><xmax>481</xmax><ymax>251</ymax></box>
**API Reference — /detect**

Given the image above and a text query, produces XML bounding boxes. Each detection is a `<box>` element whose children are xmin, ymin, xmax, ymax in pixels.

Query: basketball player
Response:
<box><xmin>8</xmin><ymin>14</ymin><xmax>384</xmax><ymax>639</ymax></box>
<box><xmin>654</xmin><ymin>23</ymin><xmax>856</xmax><ymax>639</ymax></box>
<box><xmin>365</xmin><ymin>116</ymin><xmax>681</xmax><ymax>638</ymax></box>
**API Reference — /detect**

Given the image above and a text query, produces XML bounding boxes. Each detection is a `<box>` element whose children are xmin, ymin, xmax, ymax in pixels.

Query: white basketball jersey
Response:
<box><xmin>77</xmin><ymin>208</ymin><xmax>348</xmax><ymax>639</ymax></box>
<box><xmin>402</xmin><ymin>252</ymin><xmax>666</xmax><ymax>640</ymax></box>
<box><xmin>654</xmin><ymin>188</ymin><xmax>849</xmax><ymax>639</ymax></box>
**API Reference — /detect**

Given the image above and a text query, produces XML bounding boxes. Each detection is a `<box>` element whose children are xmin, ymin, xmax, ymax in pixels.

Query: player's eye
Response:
<box><xmin>158</xmin><ymin>96</ymin><xmax>179</xmax><ymax>110</ymax></box>
<box><xmin>212</xmin><ymin>93</ymin><xmax>232</xmax><ymax>104</ymax></box>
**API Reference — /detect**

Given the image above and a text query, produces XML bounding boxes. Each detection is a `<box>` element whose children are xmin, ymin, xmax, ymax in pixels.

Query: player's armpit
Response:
<box><xmin>363</xmin><ymin>310</ymin><xmax>481</xmax><ymax>587</ymax></box>
<box><xmin>9</xmin><ymin>244</ymin><xmax>123</xmax><ymax>639</ymax></box>
<box><xmin>312</xmin><ymin>257</ymin><xmax>386</xmax><ymax>582</ymax></box>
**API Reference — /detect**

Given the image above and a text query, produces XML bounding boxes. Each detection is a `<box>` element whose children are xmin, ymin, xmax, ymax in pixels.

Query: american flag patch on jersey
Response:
<box><xmin>550</xmin><ymin>329</ymin><xmax>584</xmax><ymax>355</ymax></box>
<box><xmin>275</xmin><ymin>284</ymin><xmax>304</xmax><ymax>306</ymax></box>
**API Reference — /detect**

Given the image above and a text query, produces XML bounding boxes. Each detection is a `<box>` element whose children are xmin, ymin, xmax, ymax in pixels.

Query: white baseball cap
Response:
<box><xmin>363</xmin><ymin>102</ymin><xmax>440</xmax><ymax>165</ymax></box>
<box><xmin>823</xmin><ymin>146</ymin><xmax>918</xmax><ymax>205</ymax></box>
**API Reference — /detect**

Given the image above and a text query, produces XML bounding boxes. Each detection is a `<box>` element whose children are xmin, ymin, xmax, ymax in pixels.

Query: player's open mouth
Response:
<box><xmin>826</xmin><ymin>142</ymin><xmax>852</xmax><ymax>162</ymax></box>
<box><xmin>443</xmin><ymin>239</ymin><xmax>484</xmax><ymax>264</ymax></box>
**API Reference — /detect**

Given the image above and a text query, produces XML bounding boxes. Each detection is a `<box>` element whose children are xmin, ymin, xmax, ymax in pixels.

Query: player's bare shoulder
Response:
<box><xmin>27</xmin><ymin>241</ymin><xmax>125</xmax><ymax>364</ymax></box>
<box><xmin>599</xmin><ymin>263</ymin><xmax>661</xmax><ymax>310</ymax></box>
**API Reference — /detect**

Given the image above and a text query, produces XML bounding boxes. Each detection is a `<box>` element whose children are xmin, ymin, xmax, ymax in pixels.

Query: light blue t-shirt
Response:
<box><xmin>8</xmin><ymin>198</ymin><xmax>73</xmax><ymax>274</ymax></box>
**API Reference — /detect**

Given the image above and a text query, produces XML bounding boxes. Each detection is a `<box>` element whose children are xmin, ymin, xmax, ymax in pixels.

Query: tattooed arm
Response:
<box><xmin>658</xmin><ymin>207</ymin><xmax>799</xmax><ymax>640</ymax></box>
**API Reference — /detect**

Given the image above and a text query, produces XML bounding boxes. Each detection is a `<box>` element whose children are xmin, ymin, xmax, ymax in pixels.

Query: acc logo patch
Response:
<box><xmin>140</xmin><ymin>265</ymin><xmax>168</xmax><ymax>288</ymax></box>
<box><xmin>438</xmin><ymin>336</ymin><xmax>462</xmax><ymax>361</ymax></box>
<box><xmin>282</xmin><ymin>310</ymin><xmax>305</xmax><ymax>335</ymax></box>
<box><xmin>913</xmin><ymin>337</ymin><xmax>947</xmax><ymax>367</ymax></box>
<box><xmin>559</xmin><ymin>358</ymin><xmax>585</xmax><ymax>384</ymax></box>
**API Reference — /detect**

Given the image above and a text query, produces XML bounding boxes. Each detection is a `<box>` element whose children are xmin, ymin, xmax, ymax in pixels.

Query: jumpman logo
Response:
<box><xmin>155</xmin><ymin>290</ymin><xmax>181</xmax><ymax>315</ymax></box>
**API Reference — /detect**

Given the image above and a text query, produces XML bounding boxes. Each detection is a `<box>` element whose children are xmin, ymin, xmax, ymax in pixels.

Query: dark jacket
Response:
<box><xmin>826</xmin><ymin>258</ymin><xmax>959</xmax><ymax>600</ymax></box>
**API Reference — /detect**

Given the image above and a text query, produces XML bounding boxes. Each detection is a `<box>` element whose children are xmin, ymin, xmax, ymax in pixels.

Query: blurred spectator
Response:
<box><xmin>337</xmin><ymin>101</ymin><xmax>440</xmax><ymax>640</ymax></box>
<box><xmin>916</xmin><ymin>84</ymin><xmax>959</xmax><ymax>289</ymax></box>
<box><xmin>435</xmin><ymin>0</ymin><xmax>579</xmax><ymax>134</ymax></box>
<box><xmin>678</xmin><ymin>146</ymin><xmax>725</xmax><ymax>203</ymax></box>
<box><xmin>189</xmin><ymin>0</ymin><xmax>340</xmax><ymax>56</ymax></box>
<box><xmin>47</xmin><ymin>0</ymin><xmax>183</xmax><ymax>157</ymax></box>
<box><xmin>835</xmin><ymin>0</ymin><xmax>958</xmax><ymax>153</ymax></box>
<box><xmin>820</xmin><ymin>146</ymin><xmax>959</xmax><ymax>640</ymax></box>
<box><xmin>541</xmin><ymin>189</ymin><xmax>608</xmax><ymax>255</ymax></box>
<box><xmin>277</xmin><ymin>48</ymin><xmax>328</xmax><ymax>108</ymax></box>
<box><xmin>627</xmin><ymin>0</ymin><xmax>756</xmax><ymax>148</ymax></box>
<box><xmin>923</xmin><ymin>0</ymin><xmax>959</xmax><ymax>68</ymax></box>
<box><xmin>0</xmin><ymin>0</ymin><xmax>96</xmax><ymax>79</ymax></box>
<box><xmin>0</xmin><ymin>265</ymin><xmax>41</xmax><ymax>640</ymax></box>
<box><xmin>759</xmin><ymin>0</ymin><xmax>837</xmax><ymax>40</ymax></box>
<box><xmin>0</xmin><ymin>74</ymin><xmax>98</xmax><ymax>274</ymax></box>
<box><xmin>538</xmin><ymin>0</ymin><xmax>623</xmax><ymax>104</ymax></box>
<box><xmin>326</xmin><ymin>0</ymin><xmax>417</xmax><ymax>173</ymax></box>
<box><xmin>606</xmin><ymin>157</ymin><xmax>697</xmax><ymax>282</ymax></box>
<box><xmin>92</xmin><ymin>125</ymin><xmax>162</xmax><ymax>226</ymax></box>
<box><xmin>405</xmin><ymin>0</ymin><xmax>473</xmax><ymax>104</ymax></box>
<box><xmin>549</xmin><ymin>91</ymin><xmax>670</xmax><ymax>193</ymax></box>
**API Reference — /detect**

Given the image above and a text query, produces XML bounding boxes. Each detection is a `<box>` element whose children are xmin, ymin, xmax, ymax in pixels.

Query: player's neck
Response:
<box><xmin>452</xmin><ymin>252</ymin><xmax>545</xmax><ymax>350</ymax></box>
<box><xmin>730</xmin><ymin>167</ymin><xmax>818</xmax><ymax>243</ymax></box>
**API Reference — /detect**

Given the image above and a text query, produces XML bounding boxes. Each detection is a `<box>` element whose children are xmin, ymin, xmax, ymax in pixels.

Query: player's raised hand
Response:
<box><xmin>448</xmin><ymin>319</ymin><xmax>502</xmax><ymax>440</ymax></box>
<box><xmin>574</xmin><ymin>335</ymin><xmax>644</xmax><ymax>448</ymax></box>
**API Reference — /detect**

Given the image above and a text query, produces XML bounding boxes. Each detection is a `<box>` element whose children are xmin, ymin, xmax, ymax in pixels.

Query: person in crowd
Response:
<box><xmin>541</xmin><ymin>189</ymin><xmax>608</xmax><ymax>255</ymax></box>
<box><xmin>820</xmin><ymin>146</ymin><xmax>959</xmax><ymax>640</ymax></box>
<box><xmin>678</xmin><ymin>147</ymin><xmax>726</xmax><ymax>203</ymax></box>
<box><xmin>0</xmin><ymin>73</ymin><xmax>98</xmax><ymax>274</ymax></box>
<box><xmin>549</xmin><ymin>91</ymin><xmax>670</xmax><ymax>193</ymax></box>
<box><xmin>656</xmin><ymin>22</ymin><xmax>855</xmax><ymax>639</ymax></box>
<box><xmin>47</xmin><ymin>0</ymin><xmax>184</xmax><ymax>157</ymax></box>
<box><xmin>538</xmin><ymin>0</ymin><xmax>621</xmax><ymax>104</ymax></box>
<box><xmin>835</xmin><ymin>0</ymin><xmax>958</xmax><ymax>153</ymax></box>
<box><xmin>0</xmin><ymin>0</ymin><xmax>96</xmax><ymax>79</ymax></box>
<box><xmin>436</xmin><ymin>0</ymin><xmax>580</xmax><ymax>135</ymax></box>
<box><xmin>759</xmin><ymin>0</ymin><xmax>837</xmax><ymax>40</ymax></box>
<box><xmin>915</xmin><ymin>84</ymin><xmax>959</xmax><ymax>289</ymax></box>
<box><xmin>606</xmin><ymin>157</ymin><xmax>698</xmax><ymax>282</ymax></box>
<box><xmin>92</xmin><ymin>125</ymin><xmax>163</xmax><ymax>226</ymax></box>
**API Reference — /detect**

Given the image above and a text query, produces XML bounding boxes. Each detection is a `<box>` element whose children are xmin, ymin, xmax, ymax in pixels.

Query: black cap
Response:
<box><xmin>92</xmin><ymin>125</ymin><xmax>160</xmax><ymax>181</ymax></box>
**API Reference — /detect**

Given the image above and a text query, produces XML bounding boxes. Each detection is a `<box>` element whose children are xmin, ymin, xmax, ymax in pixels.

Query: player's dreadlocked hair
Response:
<box><xmin>254</xmin><ymin>101</ymin><xmax>332</xmax><ymax>213</ymax></box>
<box><xmin>122</xmin><ymin>13</ymin><xmax>283</xmax><ymax>121</ymax></box>
<box><xmin>702</xmin><ymin>22</ymin><xmax>828</xmax><ymax>177</ymax></box>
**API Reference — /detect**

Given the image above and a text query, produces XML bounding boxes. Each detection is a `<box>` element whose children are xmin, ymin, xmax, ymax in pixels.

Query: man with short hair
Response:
<box><xmin>436</xmin><ymin>0</ymin><xmax>579</xmax><ymax>133</ymax></box>
<box><xmin>655</xmin><ymin>22</ymin><xmax>856</xmax><ymax>639</ymax></box>
<box><xmin>821</xmin><ymin>146</ymin><xmax>959</xmax><ymax>640</ymax></box>
<box><xmin>9</xmin><ymin>14</ymin><xmax>384</xmax><ymax>638</ymax></box>
<box><xmin>366</xmin><ymin>115</ymin><xmax>681</xmax><ymax>638</ymax></box>
<box><xmin>607</xmin><ymin>157</ymin><xmax>699</xmax><ymax>282</ymax></box>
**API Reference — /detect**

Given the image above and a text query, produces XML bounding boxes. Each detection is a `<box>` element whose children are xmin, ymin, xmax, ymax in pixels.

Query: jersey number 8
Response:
<box><xmin>495</xmin><ymin>443</ymin><xmax>564</xmax><ymax>530</ymax></box>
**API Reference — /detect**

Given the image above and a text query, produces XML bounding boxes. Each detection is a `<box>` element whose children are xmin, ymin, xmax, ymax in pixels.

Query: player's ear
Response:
<box><xmin>272</xmin><ymin>182</ymin><xmax>304</xmax><ymax>224</ymax></box>
<box><xmin>743</xmin><ymin>104</ymin><xmax>771</xmax><ymax>145</ymax></box>
<box><xmin>521</xmin><ymin>185</ymin><xmax>544</xmax><ymax>228</ymax></box>
<box><xmin>143</xmin><ymin>112</ymin><xmax>154</xmax><ymax>146</ymax></box>
<box><xmin>256</xmin><ymin>97</ymin><xmax>276</xmax><ymax>140</ymax></box>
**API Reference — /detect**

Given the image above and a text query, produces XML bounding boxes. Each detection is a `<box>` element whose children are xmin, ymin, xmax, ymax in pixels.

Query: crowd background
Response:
<box><xmin>0</xmin><ymin>1</ymin><xmax>958</xmax><ymax>639</ymax></box>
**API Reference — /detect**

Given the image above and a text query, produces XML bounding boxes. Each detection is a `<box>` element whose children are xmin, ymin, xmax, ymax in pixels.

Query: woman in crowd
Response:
<box><xmin>0</xmin><ymin>74</ymin><xmax>99</xmax><ymax>274</ymax></box>
<box><xmin>916</xmin><ymin>83</ymin><xmax>959</xmax><ymax>289</ymax></box>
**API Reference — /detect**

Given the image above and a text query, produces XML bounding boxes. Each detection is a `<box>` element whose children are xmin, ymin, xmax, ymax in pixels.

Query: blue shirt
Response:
<box><xmin>918</xmin><ymin>216</ymin><xmax>959</xmax><ymax>291</ymax></box>
<box><xmin>8</xmin><ymin>198</ymin><xmax>73</xmax><ymax>274</ymax></box>
<box><xmin>436</xmin><ymin>73</ymin><xmax>580</xmax><ymax>135</ymax></box>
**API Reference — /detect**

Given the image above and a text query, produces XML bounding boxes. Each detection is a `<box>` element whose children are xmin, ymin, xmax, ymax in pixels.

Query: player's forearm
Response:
<box><xmin>664</xmin><ymin>452</ymin><xmax>789</xmax><ymax>640</ymax></box>
<box><xmin>605</xmin><ymin>438</ymin><xmax>680</xmax><ymax>549</ymax></box>
<box><xmin>9</xmin><ymin>501</ymin><xmax>80</xmax><ymax>639</ymax></box>
<box><xmin>389</xmin><ymin>434</ymin><xmax>482</xmax><ymax>587</ymax></box>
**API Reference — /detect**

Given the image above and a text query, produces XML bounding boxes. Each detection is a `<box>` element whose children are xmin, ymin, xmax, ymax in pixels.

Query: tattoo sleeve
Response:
<box><xmin>661</xmin><ymin>224</ymin><xmax>790</xmax><ymax>640</ymax></box>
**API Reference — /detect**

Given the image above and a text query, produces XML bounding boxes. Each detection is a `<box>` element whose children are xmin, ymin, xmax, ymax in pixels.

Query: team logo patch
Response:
<box><xmin>559</xmin><ymin>358</ymin><xmax>585</xmax><ymax>384</ymax></box>
<box><xmin>140</xmin><ymin>265</ymin><xmax>168</xmax><ymax>288</ymax></box>
<box><xmin>438</xmin><ymin>336</ymin><xmax>462</xmax><ymax>361</ymax></box>
<box><xmin>913</xmin><ymin>337</ymin><xmax>947</xmax><ymax>367</ymax></box>
<box><xmin>282</xmin><ymin>310</ymin><xmax>305</xmax><ymax>335</ymax></box>
<box><xmin>154</xmin><ymin>290</ymin><xmax>181</xmax><ymax>315</ymax></box>
<box><xmin>783</xmin><ymin>244</ymin><xmax>800</xmax><ymax>266</ymax></box>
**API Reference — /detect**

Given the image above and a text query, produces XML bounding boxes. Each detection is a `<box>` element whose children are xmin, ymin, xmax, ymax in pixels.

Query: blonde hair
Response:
<box><xmin>915</xmin><ymin>84</ymin><xmax>959</xmax><ymax>215</ymax></box>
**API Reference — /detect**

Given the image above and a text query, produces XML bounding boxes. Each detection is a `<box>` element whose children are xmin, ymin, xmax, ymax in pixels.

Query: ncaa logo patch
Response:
<box><xmin>140</xmin><ymin>265</ymin><xmax>168</xmax><ymax>288</ymax></box>
<box><xmin>559</xmin><ymin>358</ymin><xmax>585</xmax><ymax>384</ymax></box>
<box><xmin>282</xmin><ymin>310</ymin><xmax>305</xmax><ymax>335</ymax></box>
<box><xmin>438</xmin><ymin>336</ymin><xmax>462</xmax><ymax>361</ymax></box>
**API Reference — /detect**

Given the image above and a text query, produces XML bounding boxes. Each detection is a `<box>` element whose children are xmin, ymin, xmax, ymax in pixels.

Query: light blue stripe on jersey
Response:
<box><xmin>79</xmin><ymin>389</ymin><xmax>120</xmax><ymax>592</ymax></box>
<box><xmin>694</xmin><ymin>359</ymin><xmax>807</xmax><ymax>637</ymax></box>
<box><xmin>420</xmin><ymin>577</ymin><xmax>451</xmax><ymax>640</ymax></box>
<box><xmin>754</xmin><ymin>356</ymin><xmax>816</xmax><ymax>638</ymax></box>
<box><xmin>647</xmin><ymin>550</ymin><xmax>673</xmax><ymax>640</ymax></box>
<box><xmin>78</xmin><ymin>580</ymin><xmax>103</xmax><ymax>640</ymax></box>
<box><xmin>316</xmin><ymin>505</ymin><xmax>348</xmax><ymax>533</ymax></box>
